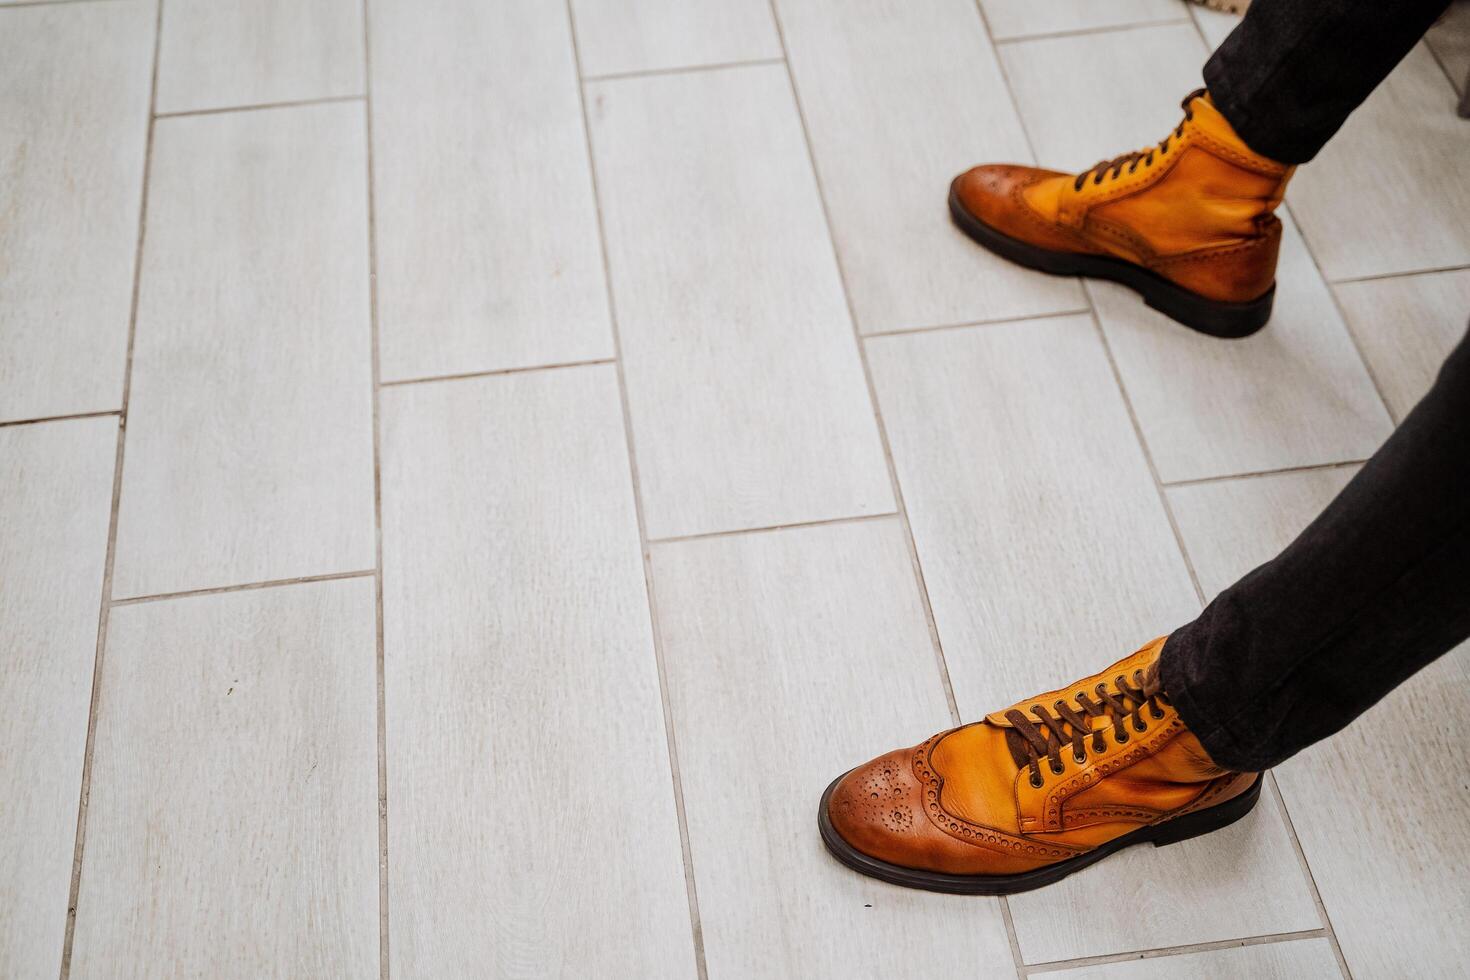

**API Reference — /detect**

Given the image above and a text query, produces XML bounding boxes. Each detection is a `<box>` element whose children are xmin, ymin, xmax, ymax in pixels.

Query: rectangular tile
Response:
<box><xmin>1286</xmin><ymin>43</ymin><xmax>1470</xmax><ymax>280</ymax></box>
<box><xmin>651</xmin><ymin>519</ymin><xmax>1014</xmax><ymax>976</ymax></box>
<box><xmin>868</xmin><ymin>316</ymin><xmax>1201</xmax><ymax>709</ymax></box>
<box><xmin>999</xmin><ymin>24</ymin><xmax>1393</xmax><ymax>481</ymax></box>
<box><xmin>155</xmin><ymin>0</ymin><xmax>364</xmax><ymax>113</ymax></box>
<box><xmin>1043</xmin><ymin>938</ymin><xmax>1341</xmax><ymax>979</ymax></box>
<box><xmin>380</xmin><ymin>364</ymin><xmax>695</xmax><ymax>977</ymax></box>
<box><xmin>982</xmin><ymin>0</ymin><xmax>1186</xmax><ymax>42</ymax></box>
<box><xmin>1167</xmin><ymin>466</ymin><xmax>1470</xmax><ymax>978</ymax></box>
<box><xmin>1089</xmin><ymin>215</ymin><xmax>1392</xmax><ymax>483</ymax></box>
<box><xmin>570</xmin><ymin>0</ymin><xmax>780</xmax><ymax>77</ymax></box>
<box><xmin>0</xmin><ymin>1</ymin><xmax>152</xmax><ymax>423</ymax></box>
<box><xmin>70</xmin><ymin>578</ymin><xmax>379</xmax><ymax>977</ymax></box>
<box><xmin>777</xmin><ymin>0</ymin><xmax>1085</xmax><ymax>334</ymax></box>
<box><xmin>1428</xmin><ymin>1</ymin><xmax>1470</xmax><ymax>96</ymax></box>
<box><xmin>867</xmin><ymin>317</ymin><xmax>1320</xmax><ymax>960</ymax></box>
<box><xmin>369</xmin><ymin>0</ymin><xmax>612</xmax><ymax>382</ymax></box>
<box><xmin>111</xmin><ymin>103</ymin><xmax>376</xmax><ymax>599</ymax></box>
<box><xmin>588</xmin><ymin>65</ymin><xmax>892</xmax><ymax>538</ymax></box>
<box><xmin>0</xmin><ymin>418</ymin><xmax>117</xmax><ymax>978</ymax></box>
<box><xmin>1333</xmin><ymin>268</ymin><xmax>1470</xmax><ymax>422</ymax></box>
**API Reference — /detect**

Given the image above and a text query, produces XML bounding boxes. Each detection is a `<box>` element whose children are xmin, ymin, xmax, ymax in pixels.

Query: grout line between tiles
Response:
<box><xmin>378</xmin><ymin>357</ymin><xmax>616</xmax><ymax>388</ymax></box>
<box><xmin>1161</xmin><ymin>458</ymin><xmax>1366</xmax><ymax>490</ymax></box>
<box><xmin>1330</xmin><ymin>261</ymin><xmax>1470</xmax><ymax>285</ymax></box>
<box><xmin>861</xmin><ymin>307</ymin><xmax>1092</xmax><ymax>340</ymax></box>
<box><xmin>647</xmin><ymin>511</ymin><xmax>900</xmax><ymax>546</ymax></box>
<box><xmin>583</xmin><ymin>55</ymin><xmax>785</xmax><ymax>83</ymax></box>
<box><xmin>993</xmin><ymin>16</ymin><xmax>1191</xmax><ymax>46</ymax></box>
<box><xmin>57</xmin><ymin>0</ymin><xmax>162</xmax><ymax>974</ymax></box>
<box><xmin>153</xmin><ymin>93</ymin><xmax>365</xmax><ymax>120</ymax></box>
<box><xmin>110</xmin><ymin>568</ymin><xmax>378</xmax><ymax>606</ymax></box>
<box><xmin>1019</xmin><ymin>928</ymin><xmax>1329</xmax><ymax>975</ymax></box>
<box><xmin>359</xmin><ymin>2</ymin><xmax>391</xmax><ymax>975</ymax></box>
<box><xmin>0</xmin><ymin>409</ymin><xmax>121</xmax><ymax>429</ymax></box>
<box><xmin>764</xmin><ymin>0</ymin><xmax>963</xmax><ymax>732</ymax></box>
<box><xmin>565</xmin><ymin>5</ymin><xmax>709</xmax><ymax>978</ymax></box>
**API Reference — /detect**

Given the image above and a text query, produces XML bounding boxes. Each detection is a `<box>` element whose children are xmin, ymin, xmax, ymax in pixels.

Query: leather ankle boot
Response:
<box><xmin>819</xmin><ymin>637</ymin><xmax>1261</xmax><ymax>894</ymax></box>
<box><xmin>950</xmin><ymin>89</ymin><xmax>1292</xmax><ymax>337</ymax></box>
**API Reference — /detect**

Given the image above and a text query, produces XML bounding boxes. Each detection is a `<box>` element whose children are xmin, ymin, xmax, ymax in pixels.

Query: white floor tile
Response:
<box><xmin>983</xmin><ymin>0</ymin><xmax>1186</xmax><ymax>42</ymax></box>
<box><xmin>0</xmin><ymin>1</ymin><xmax>152</xmax><ymax>423</ymax></box>
<box><xmin>651</xmin><ymin>519</ymin><xmax>1015</xmax><ymax>976</ymax></box>
<box><xmin>1334</xmin><ymin>268</ymin><xmax>1470</xmax><ymax>422</ymax></box>
<box><xmin>155</xmin><ymin>0</ymin><xmax>364</xmax><ymax>113</ymax></box>
<box><xmin>1167</xmin><ymin>467</ymin><xmax>1470</xmax><ymax>980</ymax></box>
<box><xmin>380</xmin><ymin>365</ymin><xmax>696</xmax><ymax>978</ymax></box>
<box><xmin>1089</xmin><ymin>215</ymin><xmax>1392</xmax><ymax>483</ymax></box>
<box><xmin>1042</xmin><ymin>938</ymin><xmax>1341</xmax><ymax>979</ymax></box>
<box><xmin>570</xmin><ymin>0</ymin><xmax>780</xmax><ymax>78</ymax></box>
<box><xmin>369</xmin><ymin>0</ymin><xmax>612</xmax><ymax>382</ymax></box>
<box><xmin>112</xmin><ymin>104</ymin><xmax>376</xmax><ymax>599</ymax></box>
<box><xmin>1288</xmin><ymin>43</ymin><xmax>1470</xmax><ymax>280</ymax></box>
<box><xmin>588</xmin><ymin>64</ymin><xmax>892</xmax><ymax>538</ymax></box>
<box><xmin>867</xmin><ymin>316</ymin><xmax>1201</xmax><ymax>710</ymax></box>
<box><xmin>70</xmin><ymin>578</ymin><xmax>379</xmax><ymax>978</ymax></box>
<box><xmin>0</xmin><ymin>418</ymin><xmax>117</xmax><ymax>979</ymax></box>
<box><xmin>777</xmin><ymin>0</ymin><xmax>1086</xmax><ymax>334</ymax></box>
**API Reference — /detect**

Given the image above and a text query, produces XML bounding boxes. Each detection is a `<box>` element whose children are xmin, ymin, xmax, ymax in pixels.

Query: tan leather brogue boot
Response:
<box><xmin>950</xmin><ymin>90</ymin><xmax>1292</xmax><ymax>337</ymax></box>
<box><xmin>819</xmin><ymin>638</ymin><xmax>1261</xmax><ymax>894</ymax></box>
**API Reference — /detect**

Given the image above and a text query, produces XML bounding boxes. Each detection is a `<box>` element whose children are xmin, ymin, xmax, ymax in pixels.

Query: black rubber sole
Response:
<box><xmin>818</xmin><ymin>770</ymin><xmax>1263</xmax><ymax>896</ymax></box>
<box><xmin>948</xmin><ymin>180</ymin><xmax>1273</xmax><ymax>339</ymax></box>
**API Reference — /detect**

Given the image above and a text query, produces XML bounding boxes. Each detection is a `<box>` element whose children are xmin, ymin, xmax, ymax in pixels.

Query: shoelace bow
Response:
<box><xmin>1004</xmin><ymin>669</ymin><xmax>1167</xmax><ymax>789</ymax></box>
<box><xmin>1072</xmin><ymin>88</ymin><xmax>1207</xmax><ymax>192</ymax></box>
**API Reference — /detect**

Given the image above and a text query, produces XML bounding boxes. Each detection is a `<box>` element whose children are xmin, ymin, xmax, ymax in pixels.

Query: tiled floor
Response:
<box><xmin>2</xmin><ymin>0</ymin><xmax>1467</xmax><ymax>977</ymax></box>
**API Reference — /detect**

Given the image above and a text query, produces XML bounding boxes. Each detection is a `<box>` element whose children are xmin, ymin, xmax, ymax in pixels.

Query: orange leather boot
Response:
<box><xmin>950</xmin><ymin>89</ymin><xmax>1292</xmax><ymax>338</ymax></box>
<box><xmin>819</xmin><ymin>638</ymin><xmax>1260</xmax><ymax>894</ymax></box>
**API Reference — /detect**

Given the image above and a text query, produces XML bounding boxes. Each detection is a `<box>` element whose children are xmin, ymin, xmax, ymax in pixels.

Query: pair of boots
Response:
<box><xmin>823</xmin><ymin>90</ymin><xmax>1291</xmax><ymax>893</ymax></box>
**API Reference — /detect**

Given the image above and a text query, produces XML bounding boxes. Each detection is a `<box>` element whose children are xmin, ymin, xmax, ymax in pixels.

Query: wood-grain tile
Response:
<box><xmin>70</xmin><ymin>578</ymin><xmax>379</xmax><ymax>978</ymax></box>
<box><xmin>155</xmin><ymin>0</ymin><xmax>364</xmax><ymax>114</ymax></box>
<box><xmin>650</xmin><ymin>519</ymin><xmax>1014</xmax><ymax>976</ymax></box>
<box><xmin>776</xmin><ymin>0</ymin><xmax>1086</xmax><ymax>334</ymax></box>
<box><xmin>1428</xmin><ymin>1</ymin><xmax>1470</xmax><ymax>96</ymax></box>
<box><xmin>982</xmin><ymin>0</ymin><xmax>1186</xmax><ymax>42</ymax></box>
<box><xmin>1042</xmin><ymin>938</ymin><xmax>1341</xmax><ymax>980</ymax></box>
<box><xmin>369</xmin><ymin>0</ymin><xmax>612</xmax><ymax>383</ymax></box>
<box><xmin>0</xmin><ymin>418</ymin><xmax>117</xmax><ymax>979</ymax></box>
<box><xmin>999</xmin><ymin>25</ymin><xmax>1393</xmax><ymax>481</ymax></box>
<box><xmin>1167</xmin><ymin>467</ymin><xmax>1470</xmax><ymax>979</ymax></box>
<box><xmin>0</xmin><ymin>1</ymin><xmax>152</xmax><ymax>424</ymax></box>
<box><xmin>588</xmin><ymin>65</ymin><xmax>892</xmax><ymax>538</ymax></box>
<box><xmin>111</xmin><ymin>103</ymin><xmax>376</xmax><ymax>599</ymax></box>
<box><xmin>1287</xmin><ymin>43</ymin><xmax>1470</xmax><ymax>281</ymax></box>
<box><xmin>1333</xmin><ymin>268</ymin><xmax>1470</xmax><ymax>422</ymax></box>
<box><xmin>867</xmin><ymin>316</ymin><xmax>1201</xmax><ymax>709</ymax></box>
<box><xmin>380</xmin><ymin>364</ymin><xmax>695</xmax><ymax>977</ymax></box>
<box><xmin>570</xmin><ymin>0</ymin><xmax>780</xmax><ymax>78</ymax></box>
<box><xmin>1089</xmin><ymin>216</ymin><xmax>1392</xmax><ymax>483</ymax></box>
<box><xmin>867</xmin><ymin>317</ymin><xmax>1318</xmax><ymax>960</ymax></box>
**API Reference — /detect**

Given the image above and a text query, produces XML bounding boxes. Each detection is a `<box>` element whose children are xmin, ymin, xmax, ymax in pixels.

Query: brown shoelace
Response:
<box><xmin>1004</xmin><ymin>669</ymin><xmax>1167</xmax><ymax>789</ymax></box>
<box><xmin>1072</xmin><ymin>88</ymin><xmax>1208</xmax><ymax>192</ymax></box>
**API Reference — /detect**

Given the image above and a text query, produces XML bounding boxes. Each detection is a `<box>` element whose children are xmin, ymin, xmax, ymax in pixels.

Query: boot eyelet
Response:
<box><xmin>1073</xmin><ymin>749</ymin><xmax>1087</xmax><ymax>765</ymax></box>
<box><xmin>1151</xmin><ymin>706</ymin><xmax>1165</xmax><ymax>720</ymax></box>
<box><xmin>1049</xmin><ymin>760</ymin><xmax>1065</xmax><ymax>775</ymax></box>
<box><xmin>1030</xmin><ymin>772</ymin><xmax>1044</xmax><ymax>789</ymax></box>
<box><xmin>1133</xmin><ymin>718</ymin><xmax>1147</xmax><ymax>733</ymax></box>
<box><xmin>1115</xmin><ymin>730</ymin><xmax>1130</xmax><ymax>744</ymax></box>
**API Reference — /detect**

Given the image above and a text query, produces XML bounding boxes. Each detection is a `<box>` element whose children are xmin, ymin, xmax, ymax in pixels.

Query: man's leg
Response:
<box><xmin>1205</xmin><ymin>0</ymin><xmax>1453</xmax><ymax>164</ymax></box>
<box><xmin>1161</xmin><ymin>325</ymin><xmax>1470</xmax><ymax>771</ymax></box>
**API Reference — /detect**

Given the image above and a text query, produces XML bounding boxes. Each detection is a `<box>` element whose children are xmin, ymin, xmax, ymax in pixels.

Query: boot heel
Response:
<box><xmin>1151</xmin><ymin>774</ymin><xmax>1264</xmax><ymax>848</ymax></box>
